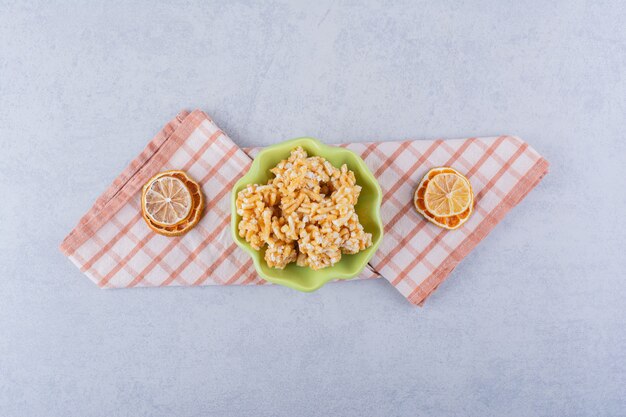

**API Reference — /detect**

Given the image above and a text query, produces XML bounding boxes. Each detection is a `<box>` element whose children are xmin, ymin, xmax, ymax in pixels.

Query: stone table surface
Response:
<box><xmin>1</xmin><ymin>1</ymin><xmax>625</xmax><ymax>416</ymax></box>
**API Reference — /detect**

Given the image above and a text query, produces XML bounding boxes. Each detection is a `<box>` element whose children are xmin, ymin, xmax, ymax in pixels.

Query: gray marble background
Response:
<box><xmin>1</xmin><ymin>1</ymin><xmax>625</xmax><ymax>416</ymax></box>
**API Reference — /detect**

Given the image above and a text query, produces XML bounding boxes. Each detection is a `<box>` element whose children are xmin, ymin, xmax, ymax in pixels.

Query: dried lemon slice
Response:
<box><xmin>414</xmin><ymin>167</ymin><xmax>474</xmax><ymax>230</ymax></box>
<box><xmin>144</xmin><ymin>176</ymin><xmax>192</xmax><ymax>226</ymax></box>
<box><xmin>141</xmin><ymin>171</ymin><xmax>204</xmax><ymax>236</ymax></box>
<box><xmin>424</xmin><ymin>171</ymin><xmax>472</xmax><ymax>217</ymax></box>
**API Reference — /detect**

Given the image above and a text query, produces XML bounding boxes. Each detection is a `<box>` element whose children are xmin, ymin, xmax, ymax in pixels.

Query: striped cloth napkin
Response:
<box><xmin>60</xmin><ymin>110</ymin><xmax>549</xmax><ymax>305</ymax></box>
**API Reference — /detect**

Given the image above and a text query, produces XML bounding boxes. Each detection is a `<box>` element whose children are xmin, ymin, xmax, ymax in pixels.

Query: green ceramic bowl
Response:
<box><xmin>231</xmin><ymin>137</ymin><xmax>383</xmax><ymax>292</ymax></box>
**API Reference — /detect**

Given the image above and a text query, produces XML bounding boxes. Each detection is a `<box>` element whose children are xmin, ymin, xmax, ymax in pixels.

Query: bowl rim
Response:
<box><xmin>230</xmin><ymin>137</ymin><xmax>383</xmax><ymax>292</ymax></box>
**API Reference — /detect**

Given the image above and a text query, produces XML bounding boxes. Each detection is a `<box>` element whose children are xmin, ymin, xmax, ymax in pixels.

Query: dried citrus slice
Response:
<box><xmin>144</xmin><ymin>176</ymin><xmax>192</xmax><ymax>226</ymax></box>
<box><xmin>141</xmin><ymin>171</ymin><xmax>204</xmax><ymax>237</ymax></box>
<box><xmin>424</xmin><ymin>171</ymin><xmax>472</xmax><ymax>216</ymax></box>
<box><xmin>414</xmin><ymin>167</ymin><xmax>474</xmax><ymax>230</ymax></box>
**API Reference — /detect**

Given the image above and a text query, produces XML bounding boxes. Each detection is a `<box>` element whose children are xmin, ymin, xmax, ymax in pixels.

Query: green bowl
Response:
<box><xmin>231</xmin><ymin>137</ymin><xmax>383</xmax><ymax>292</ymax></box>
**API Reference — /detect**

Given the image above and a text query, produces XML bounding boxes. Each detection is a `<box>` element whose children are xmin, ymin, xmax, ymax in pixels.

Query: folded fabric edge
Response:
<box><xmin>60</xmin><ymin>109</ymin><xmax>209</xmax><ymax>256</ymax></box>
<box><xmin>407</xmin><ymin>156</ymin><xmax>550</xmax><ymax>306</ymax></box>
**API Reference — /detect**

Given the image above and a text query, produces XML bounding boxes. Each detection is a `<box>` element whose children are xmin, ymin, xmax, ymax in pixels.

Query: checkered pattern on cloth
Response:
<box><xmin>60</xmin><ymin>110</ymin><xmax>549</xmax><ymax>305</ymax></box>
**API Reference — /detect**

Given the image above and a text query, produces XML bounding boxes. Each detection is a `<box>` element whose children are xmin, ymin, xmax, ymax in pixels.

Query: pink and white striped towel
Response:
<box><xmin>60</xmin><ymin>110</ymin><xmax>549</xmax><ymax>305</ymax></box>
